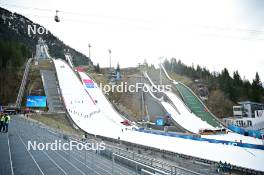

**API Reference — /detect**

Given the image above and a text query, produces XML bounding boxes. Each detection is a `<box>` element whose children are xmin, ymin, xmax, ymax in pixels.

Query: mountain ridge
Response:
<box><xmin>0</xmin><ymin>6</ymin><xmax>92</xmax><ymax>65</ymax></box>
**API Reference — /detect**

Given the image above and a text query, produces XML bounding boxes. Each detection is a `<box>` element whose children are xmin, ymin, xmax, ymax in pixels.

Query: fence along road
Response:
<box><xmin>0</xmin><ymin>115</ymin><xmax>140</xmax><ymax>175</ymax></box>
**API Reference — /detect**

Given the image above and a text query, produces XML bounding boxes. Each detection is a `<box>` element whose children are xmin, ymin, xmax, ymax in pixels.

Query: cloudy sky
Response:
<box><xmin>1</xmin><ymin>0</ymin><xmax>264</xmax><ymax>81</ymax></box>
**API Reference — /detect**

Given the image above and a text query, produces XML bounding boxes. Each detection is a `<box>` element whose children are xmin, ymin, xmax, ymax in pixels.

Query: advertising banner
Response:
<box><xmin>155</xmin><ymin>118</ymin><xmax>165</xmax><ymax>126</ymax></box>
<box><xmin>26</xmin><ymin>96</ymin><xmax>47</xmax><ymax>107</ymax></box>
<box><xmin>83</xmin><ymin>79</ymin><xmax>95</xmax><ymax>88</ymax></box>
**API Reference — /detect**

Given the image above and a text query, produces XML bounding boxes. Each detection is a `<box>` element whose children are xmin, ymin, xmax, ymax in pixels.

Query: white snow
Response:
<box><xmin>164</xmin><ymin>91</ymin><xmax>215</xmax><ymax>132</ymax></box>
<box><xmin>78</xmin><ymin>72</ymin><xmax>125</xmax><ymax>124</ymax></box>
<box><xmin>144</xmin><ymin>71</ymin><xmax>214</xmax><ymax>133</ymax></box>
<box><xmin>202</xmin><ymin>132</ymin><xmax>264</xmax><ymax>145</ymax></box>
<box><xmin>53</xmin><ymin>59</ymin><xmax>124</xmax><ymax>139</ymax></box>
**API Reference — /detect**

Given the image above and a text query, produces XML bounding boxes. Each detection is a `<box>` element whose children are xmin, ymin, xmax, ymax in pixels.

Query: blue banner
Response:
<box><xmin>135</xmin><ymin>128</ymin><xmax>264</xmax><ymax>151</ymax></box>
<box><xmin>228</xmin><ymin>124</ymin><xmax>245</xmax><ymax>135</ymax></box>
<box><xmin>26</xmin><ymin>96</ymin><xmax>47</xmax><ymax>107</ymax></box>
<box><xmin>228</xmin><ymin>124</ymin><xmax>264</xmax><ymax>139</ymax></box>
<box><xmin>155</xmin><ymin>118</ymin><xmax>165</xmax><ymax>126</ymax></box>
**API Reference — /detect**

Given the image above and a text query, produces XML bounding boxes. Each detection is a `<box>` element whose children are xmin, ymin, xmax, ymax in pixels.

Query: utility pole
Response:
<box><xmin>158</xmin><ymin>57</ymin><xmax>163</xmax><ymax>85</ymax></box>
<box><xmin>88</xmin><ymin>43</ymin><xmax>91</xmax><ymax>65</ymax></box>
<box><xmin>108</xmin><ymin>49</ymin><xmax>112</xmax><ymax>70</ymax></box>
<box><xmin>160</xmin><ymin>66</ymin><xmax>162</xmax><ymax>85</ymax></box>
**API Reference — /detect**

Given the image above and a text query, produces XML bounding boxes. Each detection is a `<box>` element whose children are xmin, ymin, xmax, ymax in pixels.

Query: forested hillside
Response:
<box><xmin>0</xmin><ymin>41</ymin><xmax>30</xmax><ymax>105</ymax></box>
<box><xmin>0</xmin><ymin>7</ymin><xmax>92</xmax><ymax>66</ymax></box>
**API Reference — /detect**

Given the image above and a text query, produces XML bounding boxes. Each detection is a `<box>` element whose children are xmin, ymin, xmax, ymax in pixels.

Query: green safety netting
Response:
<box><xmin>175</xmin><ymin>83</ymin><xmax>221</xmax><ymax>128</ymax></box>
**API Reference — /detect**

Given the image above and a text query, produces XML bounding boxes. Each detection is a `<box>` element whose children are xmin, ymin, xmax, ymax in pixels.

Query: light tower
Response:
<box><xmin>108</xmin><ymin>49</ymin><xmax>112</xmax><ymax>70</ymax></box>
<box><xmin>88</xmin><ymin>43</ymin><xmax>91</xmax><ymax>59</ymax></box>
<box><xmin>158</xmin><ymin>57</ymin><xmax>163</xmax><ymax>85</ymax></box>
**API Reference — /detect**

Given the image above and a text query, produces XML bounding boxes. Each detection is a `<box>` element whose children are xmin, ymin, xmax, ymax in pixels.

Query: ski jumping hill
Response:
<box><xmin>52</xmin><ymin>58</ymin><xmax>264</xmax><ymax>172</ymax></box>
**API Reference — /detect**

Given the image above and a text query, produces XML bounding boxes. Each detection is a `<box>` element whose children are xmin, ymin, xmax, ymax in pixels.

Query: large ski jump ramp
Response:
<box><xmin>161</xmin><ymin>93</ymin><xmax>214</xmax><ymax>133</ymax></box>
<box><xmin>53</xmin><ymin>58</ymin><xmax>264</xmax><ymax>172</ymax></box>
<box><xmin>53</xmin><ymin>59</ymin><xmax>124</xmax><ymax>139</ymax></box>
<box><xmin>164</xmin><ymin>91</ymin><xmax>215</xmax><ymax>130</ymax></box>
<box><xmin>143</xmin><ymin>82</ymin><xmax>209</xmax><ymax>133</ymax></box>
<box><xmin>160</xmin><ymin>63</ymin><xmax>222</xmax><ymax>128</ymax></box>
<box><xmin>144</xmin><ymin>71</ymin><xmax>215</xmax><ymax>133</ymax></box>
<box><xmin>144</xmin><ymin>71</ymin><xmax>264</xmax><ymax>145</ymax></box>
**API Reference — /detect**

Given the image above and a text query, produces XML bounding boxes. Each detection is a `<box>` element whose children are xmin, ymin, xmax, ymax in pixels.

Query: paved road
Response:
<box><xmin>0</xmin><ymin>115</ymin><xmax>137</xmax><ymax>175</ymax></box>
<box><xmin>0</xmin><ymin>132</ymin><xmax>12</xmax><ymax>175</ymax></box>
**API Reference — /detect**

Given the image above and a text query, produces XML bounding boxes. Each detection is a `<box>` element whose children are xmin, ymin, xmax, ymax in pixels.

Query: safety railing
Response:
<box><xmin>16</xmin><ymin>115</ymin><xmax>206</xmax><ymax>175</ymax></box>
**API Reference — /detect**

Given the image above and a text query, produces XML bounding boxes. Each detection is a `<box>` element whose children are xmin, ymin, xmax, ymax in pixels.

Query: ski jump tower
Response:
<box><xmin>16</xmin><ymin>38</ymin><xmax>52</xmax><ymax>109</ymax></box>
<box><xmin>35</xmin><ymin>37</ymin><xmax>51</xmax><ymax>59</ymax></box>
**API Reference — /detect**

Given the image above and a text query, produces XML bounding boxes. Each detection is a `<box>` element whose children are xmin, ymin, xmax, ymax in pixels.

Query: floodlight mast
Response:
<box><xmin>54</xmin><ymin>10</ymin><xmax>60</xmax><ymax>22</ymax></box>
<box><xmin>109</xmin><ymin>49</ymin><xmax>112</xmax><ymax>70</ymax></box>
<box><xmin>88</xmin><ymin>43</ymin><xmax>91</xmax><ymax>64</ymax></box>
<box><xmin>158</xmin><ymin>57</ymin><xmax>163</xmax><ymax>85</ymax></box>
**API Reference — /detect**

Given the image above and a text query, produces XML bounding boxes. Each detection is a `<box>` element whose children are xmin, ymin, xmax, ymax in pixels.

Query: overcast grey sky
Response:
<box><xmin>1</xmin><ymin>0</ymin><xmax>264</xmax><ymax>81</ymax></box>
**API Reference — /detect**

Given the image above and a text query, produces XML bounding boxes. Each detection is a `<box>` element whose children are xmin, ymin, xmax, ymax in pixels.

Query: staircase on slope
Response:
<box><xmin>39</xmin><ymin>60</ymin><xmax>64</xmax><ymax>112</ymax></box>
<box><xmin>16</xmin><ymin>58</ymin><xmax>33</xmax><ymax>108</ymax></box>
